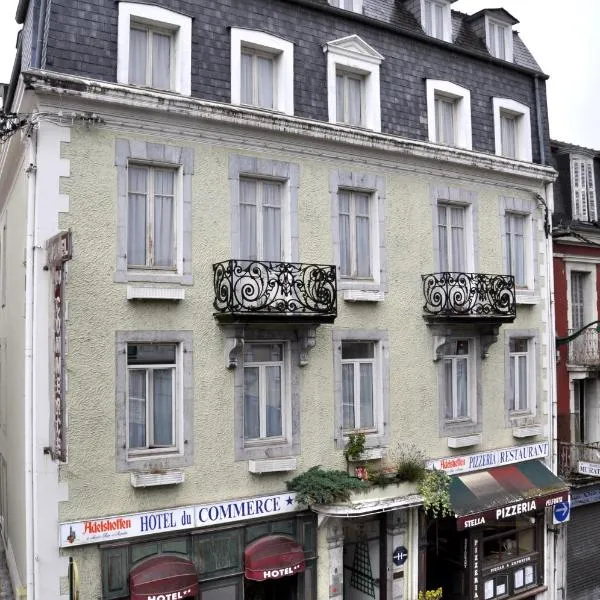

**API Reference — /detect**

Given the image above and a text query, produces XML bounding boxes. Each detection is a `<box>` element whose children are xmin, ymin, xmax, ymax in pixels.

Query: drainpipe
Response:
<box><xmin>24</xmin><ymin>125</ymin><xmax>37</xmax><ymax>600</ymax></box>
<box><xmin>34</xmin><ymin>0</ymin><xmax>48</xmax><ymax>69</ymax></box>
<box><xmin>534</xmin><ymin>76</ymin><xmax>546</xmax><ymax>165</ymax></box>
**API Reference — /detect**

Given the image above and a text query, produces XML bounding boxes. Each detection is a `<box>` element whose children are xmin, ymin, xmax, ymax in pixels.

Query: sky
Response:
<box><xmin>0</xmin><ymin>0</ymin><xmax>598</xmax><ymax>149</ymax></box>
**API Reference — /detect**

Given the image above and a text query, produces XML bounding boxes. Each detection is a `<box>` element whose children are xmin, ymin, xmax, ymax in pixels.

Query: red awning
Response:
<box><xmin>244</xmin><ymin>535</ymin><xmax>306</xmax><ymax>581</ymax></box>
<box><xmin>130</xmin><ymin>555</ymin><xmax>198</xmax><ymax>600</ymax></box>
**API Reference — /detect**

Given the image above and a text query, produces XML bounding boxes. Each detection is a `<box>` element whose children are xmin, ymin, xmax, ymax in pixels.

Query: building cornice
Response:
<box><xmin>22</xmin><ymin>70</ymin><xmax>557</xmax><ymax>186</ymax></box>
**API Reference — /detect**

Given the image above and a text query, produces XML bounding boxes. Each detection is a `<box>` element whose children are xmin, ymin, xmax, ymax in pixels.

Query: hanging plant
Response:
<box><xmin>343</xmin><ymin>432</ymin><xmax>367</xmax><ymax>461</ymax></box>
<box><xmin>418</xmin><ymin>588</ymin><xmax>443</xmax><ymax>600</ymax></box>
<box><xmin>418</xmin><ymin>469</ymin><xmax>452</xmax><ymax>519</ymax></box>
<box><xmin>286</xmin><ymin>466</ymin><xmax>369</xmax><ymax>505</ymax></box>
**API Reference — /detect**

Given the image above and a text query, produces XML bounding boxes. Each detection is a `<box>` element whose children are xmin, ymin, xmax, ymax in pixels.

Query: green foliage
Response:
<box><xmin>343</xmin><ymin>432</ymin><xmax>367</xmax><ymax>461</ymax></box>
<box><xmin>286</xmin><ymin>466</ymin><xmax>369</xmax><ymax>505</ymax></box>
<box><xmin>418</xmin><ymin>469</ymin><xmax>452</xmax><ymax>519</ymax></box>
<box><xmin>418</xmin><ymin>588</ymin><xmax>443</xmax><ymax>600</ymax></box>
<box><xmin>388</xmin><ymin>443</ymin><xmax>427</xmax><ymax>483</ymax></box>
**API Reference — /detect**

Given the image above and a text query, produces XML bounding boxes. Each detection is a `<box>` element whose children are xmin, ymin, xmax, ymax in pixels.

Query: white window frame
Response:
<box><xmin>441</xmin><ymin>339</ymin><xmax>475</xmax><ymax>422</ymax></box>
<box><xmin>117</xmin><ymin>3</ymin><xmax>191</xmax><ymax>95</ymax></box>
<box><xmin>485</xmin><ymin>16</ymin><xmax>513</xmax><ymax>62</ymax></box>
<box><xmin>126</xmin><ymin>343</ymin><xmax>179</xmax><ymax>456</ymax></box>
<box><xmin>566</xmin><ymin>262</ymin><xmax>597</xmax><ymax>331</ymax></box>
<box><xmin>493</xmin><ymin>98</ymin><xmax>532</xmax><ymax>162</ymax></box>
<box><xmin>426</xmin><ymin>80</ymin><xmax>472</xmax><ymax>149</ymax></box>
<box><xmin>571</xmin><ymin>155</ymin><xmax>597</xmax><ymax>222</ymax></box>
<box><xmin>325</xmin><ymin>35</ymin><xmax>384</xmax><ymax>132</ymax></box>
<box><xmin>508</xmin><ymin>338</ymin><xmax>531</xmax><ymax>413</ymax></box>
<box><xmin>328</xmin><ymin>0</ymin><xmax>363</xmax><ymax>13</ymax></box>
<box><xmin>333</xmin><ymin>330</ymin><xmax>389</xmax><ymax>449</ymax></box>
<box><xmin>242</xmin><ymin>341</ymin><xmax>291</xmax><ymax>445</ymax></box>
<box><xmin>127</xmin><ymin>164</ymin><xmax>178</xmax><ymax>270</ymax></box>
<box><xmin>335</xmin><ymin>69</ymin><xmax>366</xmax><ymax>127</ymax></box>
<box><xmin>504</xmin><ymin>330</ymin><xmax>538</xmax><ymax>422</ymax></box>
<box><xmin>421</xmin><ymin>0</ymin><xmax>452</xmax><ymax>42</ymax></box>
<box><xmin>434</xmin><ymin>201</ymin><xmax>475</xmax><ymax>273</ymax></box>
<box><xmin>115</xmin><ymin>331</ymin><xmax>194</xmax><ymax>472</ymax></box>
<box><xmin>230</xmin><ymin>29</ymin><xmax>294</xmax><ymax>116</ymax></box>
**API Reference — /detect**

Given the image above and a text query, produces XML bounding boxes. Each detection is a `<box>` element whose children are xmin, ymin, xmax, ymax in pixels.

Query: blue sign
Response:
<box><xmin>553</xmin><ymin>501</ymin><xmax>571</xmax><ymax>524</ymax></box>
<box><xmin>392</xmin><ymin>546</ymin><xmax>408</xmax><ymax>566</ymax></box>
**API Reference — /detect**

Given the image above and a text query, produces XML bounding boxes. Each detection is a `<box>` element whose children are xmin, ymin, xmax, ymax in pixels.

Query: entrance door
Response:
<box><xmin>244</xmin><ymin>575</ymin><xmax>298</xmax><ymax>600</ymax></box>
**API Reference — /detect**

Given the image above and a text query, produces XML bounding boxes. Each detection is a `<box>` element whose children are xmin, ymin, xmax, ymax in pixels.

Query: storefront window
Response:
<box><xmin>195</xmin><ymin>529</ymin><xmax>243</xmax><ymax>579</ymax></box>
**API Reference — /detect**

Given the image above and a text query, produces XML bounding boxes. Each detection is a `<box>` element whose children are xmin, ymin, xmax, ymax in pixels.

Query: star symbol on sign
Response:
<box><xmin>286</xmin><ymin>496</ymin><xmax>294</xmax><ymax>505</ymax></box>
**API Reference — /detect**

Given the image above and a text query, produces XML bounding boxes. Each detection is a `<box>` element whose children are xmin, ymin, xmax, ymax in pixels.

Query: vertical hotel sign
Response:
<box><xmin>47</xmin><ymin>231</ymin><xmax>72</xmax><ymax>462</ymax></box>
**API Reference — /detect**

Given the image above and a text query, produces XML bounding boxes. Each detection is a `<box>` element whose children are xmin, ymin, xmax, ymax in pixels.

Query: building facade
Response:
<box><xmin>552</xmin><ymin>139</ymin><xmax>600</xmax><ymax>600</ymax></box>
<box><xmin>0</xmin><ymin>1</ymin><xmax>562</xmax><ymax>599</ymax></box>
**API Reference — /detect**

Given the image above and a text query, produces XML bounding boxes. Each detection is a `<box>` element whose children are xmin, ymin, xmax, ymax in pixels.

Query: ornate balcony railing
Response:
<box><xmin>422</xmin><ymin>272</ymin><xmax>516</xmax><ymax>321</ymax></box>
<box><xmin>213</xmin><ymin>259</ymin><xmax>337</xmax><ymax>322</ymax></box>
<box><xmin>568</xmin><ymin>328</ymin><xmax>600</xmax><ymax>367</ymax></box>
<box><xmin>559</xmin><ymin>441</ymin><xmax>600</xmax><ymax>479</ymax></box>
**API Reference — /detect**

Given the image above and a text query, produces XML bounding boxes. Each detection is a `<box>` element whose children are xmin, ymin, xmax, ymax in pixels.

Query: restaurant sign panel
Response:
<box><xmin>427</xmin><ymin>442</ymin><xmax>549</xmax><ymax>475</ymax></box>
<box><xmin>60</xmin><ymin>492</ymin><xmax>298</xmax><ymax>547</ymax></box>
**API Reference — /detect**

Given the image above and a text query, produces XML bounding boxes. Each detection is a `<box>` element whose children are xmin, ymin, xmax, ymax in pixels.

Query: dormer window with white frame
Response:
<box><xmin>325</xmin><ymin>35</ymin><xmax>384</xmax><ymax>132</ymax></box>
<box><xmin>231</xmin><ymin>29</ymin><xmax>294</xmax><ymax>115</ymax></box>
<box><xmin>426</xmin><ymin>80</ymin><xmax>472</xmax><ymax>150</ymax></box>
<box><xmin>571</xmin><ymin>155</ymin><xmax>597</xmax><ymax>222</ymax></box>
<box><xmin>117</xmin><ymin>3</ymin><xmax>192</xmax><ymax>95</ymax></box>
<box><xmin>328</xmin><ymin>0</ymin><xmax>363</xmax><ymax>13</ymax></box>
<box><xmin>486</xmin><ymin>16</ymin><xmax>513</xmax><ymax>61</ymax></box>
<box><xmin>492</xmin><ymin>98</ymin><xmax>532</xmax><ymax>162</ymax></box>
<box><xmin>422</xmin><ymin>0</ymin><xmax>452</xmax><ymax>42</ymax></box>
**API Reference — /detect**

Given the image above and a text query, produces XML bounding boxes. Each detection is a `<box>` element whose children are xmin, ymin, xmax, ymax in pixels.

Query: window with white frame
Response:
<box><xmin>426</xmin><ymin>80</ymin><xmax>472</xmax><ymax>149</ymax></box>
<box><xmin>231</xmin><ymin>29</ymin><xmax>294</xmax><ymax>115</ymax></box>
<box><xmin>331</xmin><ymin>170</ymin><xmax>386</xmax><ymax>295</ymax></box>
<box><xmin>333</xmin><ymin>330</ymin><xmax>389</xmax><ymax>448</ymax></box>
<box><xmin>117</xmin><ymin>3</ymin><xmax>191</xmax><ymax>95</ymax></box>
<box><xmin>232</xmin><ymin>329</ymin><xmax>300</xmax><ymax>461</ymax></box>
<box><xmin>571</xmin><ymin>271</ymin><xmax>588</xmax><ymax>330</ymax></box>
<box><xmin>128</xmin><ymin>165</ymin><xmax>177</xmax><ymax>269</ymax></box>
<box><xmin>571</xmin><ymin>156</ymin><xmax>597</xmax><ymax>222</ymax></box>
<box><xmin>243</xmin><ymin>343</ymin><xmax>286</xmax><ymax>442</ymax></box>
<box><xmin>115</xmin><ymin>139</ymin><xmax>194</xmax><ymax>285</ymax></box>
<box><xmin>115</xmin><ymin>331</ymin><xmax>193</xmax><ymax>472</ymax></box>
<box><xmin>441</xmin><ymin>339</ymin><xmax>472</xmax><ymax>421</ymax></box>
<box><xmin>422</xmin><ymin>0</ymin><xmax>451</xmax><ymax>42</ymax></box>
<box><xmin>328</xmin><ymin>0</ymin><xmax>363</xmax><ymax>13</ymax></box>
<box><xmin>336</xmin><ymin>70</ymin><xmax>365</xmax><ymax>127</ymax></box>
<box><xmin>342</xmin><ymin>341</ymin><xmax>376</xmax><ymax>430</ymax></box>
<box><xmin>229</xmin><ymin>155</ymin><xmax>299</xmax><ymax>264</ymax></box>
<box><xmin>325</xmin><ymin>35</ymin><xmax>384</xmax><ymax>132</ymax></box>
<box><xmin>492</xmin><ymin>99</ymin><xmax>532</xmax><ymax>161</ymax></box>
<box><xmin>486</xmin><ymin>18</ymin><xmax>513</xmax><ymax>61</ymax></box>
<box><xmin>505</xmin><ymin>212</ymin><xmax>527</xmax><ymax>287</ymax></box>
<box><xmin>437</xmin><ymin>203</ymin><xmax>467</xmax><ymax>272</ymax></box>
<box><xmin>239</xmin><ymin>178</ymin><xmax>284</xmax><ymax>261</ymax></box>
<box><xmin>127</xmin><ymin>343</ymin><xmax>177</xmax><ymax>452</ymax></box>
<box><xmin>508</xmin><ymin>338</ymin><xmax>530</xmax><ymax>412</ymax></box>
<box><xmin>339</xmin><ymin>190</ymin><xmax>372</xmax><ymax>278</ymax></box>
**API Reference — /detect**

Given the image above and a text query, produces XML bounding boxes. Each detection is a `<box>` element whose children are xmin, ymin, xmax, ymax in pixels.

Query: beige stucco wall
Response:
<box><xmin>55</xmin><ymin>122</ymin><xmax>550</xmax><ymax>598</ymax></box>
<box><xmin>0</xmin><ymin>149</ymin><xmax>29</xmax><ymax>586</ymax></box>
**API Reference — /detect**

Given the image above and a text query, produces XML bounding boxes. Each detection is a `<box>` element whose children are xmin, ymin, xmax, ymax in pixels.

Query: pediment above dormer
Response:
<box><xmin>324</xmin><ymin>35</ymin><xmax>384</xmax><ymax>64</ymax></box>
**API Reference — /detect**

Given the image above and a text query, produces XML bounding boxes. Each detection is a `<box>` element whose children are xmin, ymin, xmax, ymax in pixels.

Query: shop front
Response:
<box><xmin>60</xmin><ymin>492</ymin><xmax>316</xmax><ymax>600</ymax></box>
<box><xmin>424</xmin><ymin>458</ymin><xmax>569</xmax><ymax>600</ymax></box>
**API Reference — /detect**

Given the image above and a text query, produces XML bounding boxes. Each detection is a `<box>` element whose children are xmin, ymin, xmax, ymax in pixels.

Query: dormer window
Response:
<box><xmin>486</xmin><ymin>17</ymin><xmax>513</xmax><ymax>61</ymax></box>
<box><xmin>328</xmin><ymin>0</ymin><xmax>363</xmax><ymax>13</ymax></box>
<box><xmin>422</xmin><ymin>0</ymin><xmax>452</xmax><ymax>42</ymax></box>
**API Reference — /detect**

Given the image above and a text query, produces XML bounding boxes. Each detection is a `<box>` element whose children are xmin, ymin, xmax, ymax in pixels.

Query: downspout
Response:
<box><xmin>24</xmin><ymin>125</ymin><xmax>37</xmax><ymax>599</ymax></box>
<box><xmin>534</xmin><ymin>76</ymin><xmax>546</xmax><ymax>165</ymax></box>
<box><xmin>34</xmin><ymin>0</ymin><xmax>48</xmax><ymax>69</ymax></box>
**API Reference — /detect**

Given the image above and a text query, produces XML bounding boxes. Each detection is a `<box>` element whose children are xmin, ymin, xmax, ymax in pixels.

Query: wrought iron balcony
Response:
<box><xmin>422</xmin><ymin>272</ymin><xmax>516</xmax><ymax>322</ymax></box>
<box><xmin>213</xmin><ymin>259</ymin><xmax>337</xmax><ymax>323</ymax></box>
<box><xmin>559</xmin><ymin>440</ymin><xmax>600</xmax><ymax>480</ymax></box>
<box><xmin>568</xmin><ymin>328</ymin><xmax>600</xmax><ymax>368</ymax></box>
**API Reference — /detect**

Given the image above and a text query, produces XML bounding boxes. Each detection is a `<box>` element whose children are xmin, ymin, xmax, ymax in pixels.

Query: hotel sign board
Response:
<box><xmin>578</xmin><ymin>461</ymin><xmax>600</xmax><ymax>477</ymax></box>
<box><xmin>427</xmin><ymin>441</ymin><xmax>549</xmax><ymax>476</ymax></box>
<box><xmin>60</xmin><ymin>492</ymin><xmax>299</xmax><ymax>547</ymax></box>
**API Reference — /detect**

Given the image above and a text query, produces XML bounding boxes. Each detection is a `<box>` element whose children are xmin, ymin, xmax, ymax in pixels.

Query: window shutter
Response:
<box><xmin>586</xmin><ymin>161</ymin><xmax>597</xmax><ymax>221</ymax></box>
<box><xmin>572</xmin><ymin>158</ymin><xmax>586</xmax><ymax>220</ymax></box>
